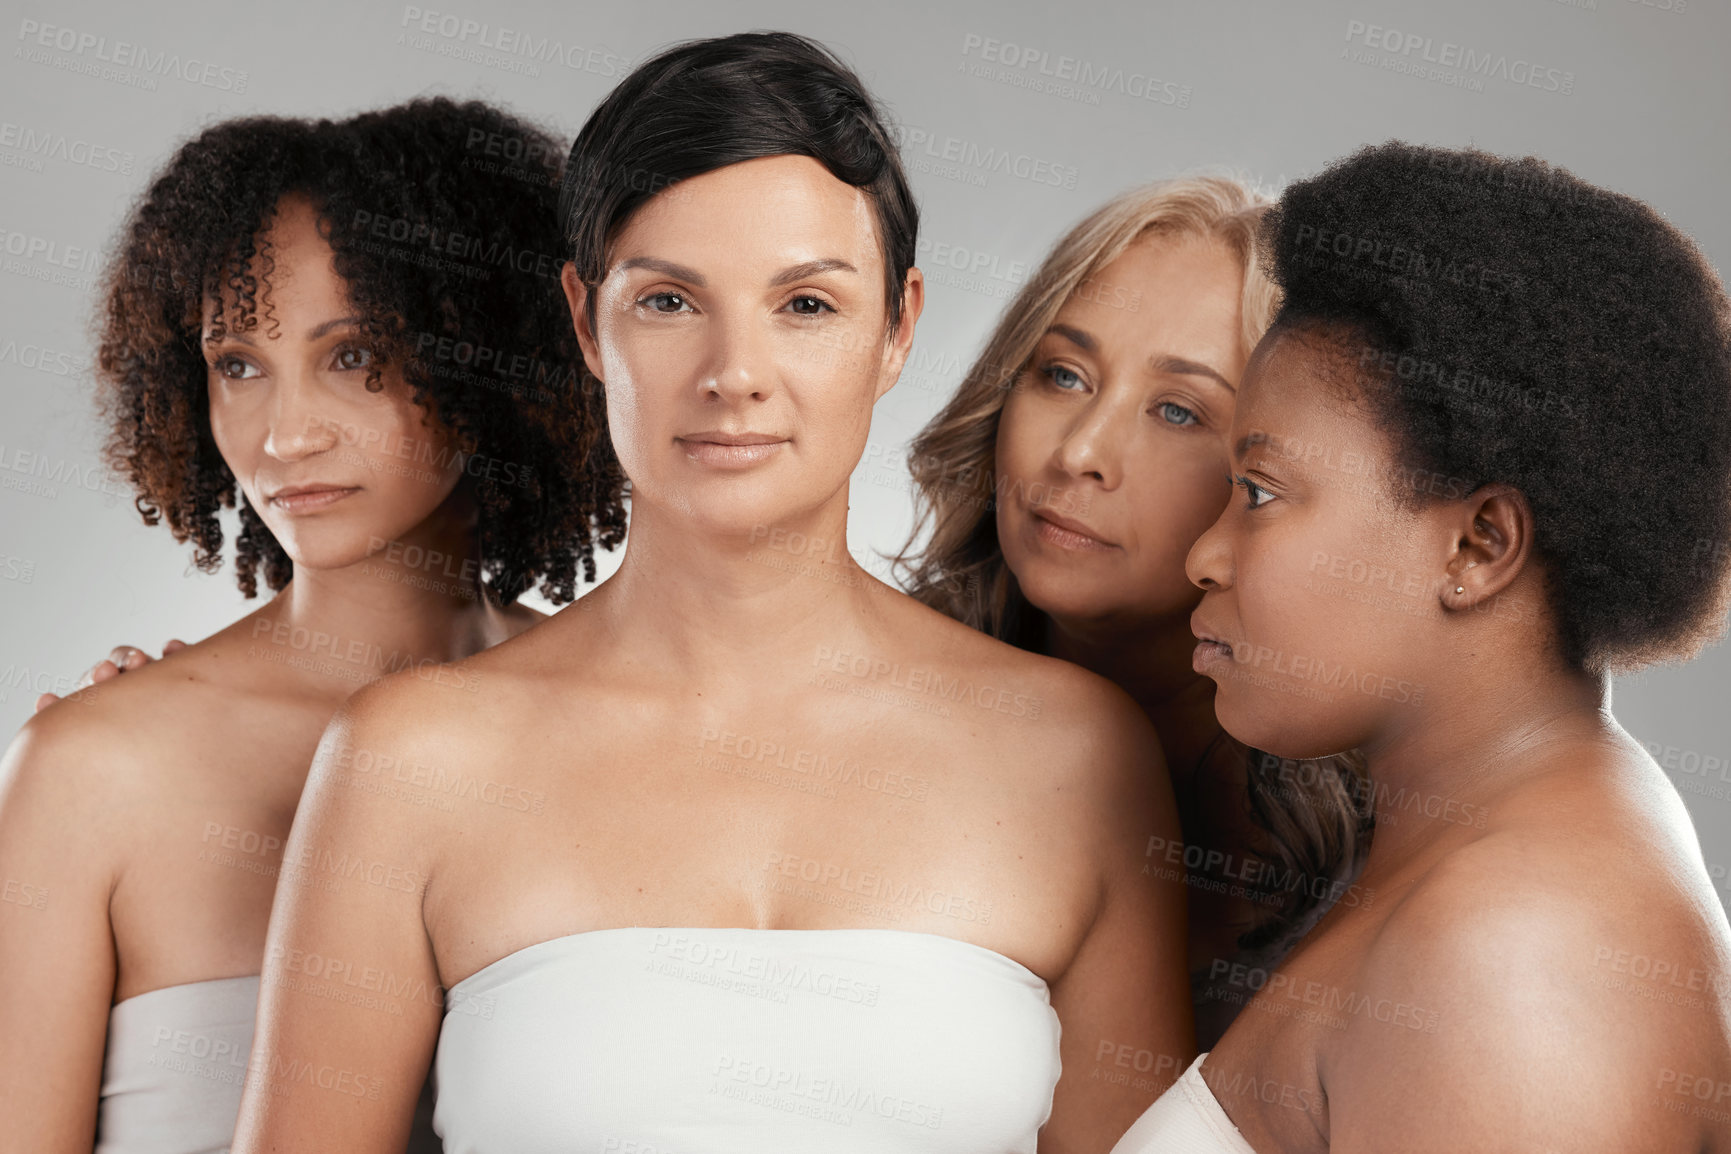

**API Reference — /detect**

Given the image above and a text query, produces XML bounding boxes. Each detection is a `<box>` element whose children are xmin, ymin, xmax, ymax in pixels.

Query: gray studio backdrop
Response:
<box><xmin>3</xmin><ymin>0</ymin><xmax>1727</xmax><ymax>903</ymax></box>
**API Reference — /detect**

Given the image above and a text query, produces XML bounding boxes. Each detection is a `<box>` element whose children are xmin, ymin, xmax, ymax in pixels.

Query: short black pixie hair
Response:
<box><xmin>98</xmin><ymin>97</ymin><xmax>627</xmax><ymax>603</ymax></box>
<box><xmin>1261</xmin><ymin>141</ymin><xmax>1731</xmax><ymax>674</ymax></box>
<box><xmin>558</xmin><ymin>30</ymin><xmax>919</xmax><ymax>338</ymax></box>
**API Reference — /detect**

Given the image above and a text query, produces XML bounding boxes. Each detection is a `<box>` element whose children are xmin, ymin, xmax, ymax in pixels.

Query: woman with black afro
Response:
<box><xmin>1114</xmin><ymin>141</ymin><xmax>1731</xmax><ymax>1151</ymax></box>
<box><xmin>0</xmin><ymin>97</ymin><xmax>624</xmax><ymax>1151</ymax></box>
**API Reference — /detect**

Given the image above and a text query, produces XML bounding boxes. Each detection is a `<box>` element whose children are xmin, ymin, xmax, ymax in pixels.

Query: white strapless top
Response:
<box><xmin>1110</xmin><ymin>1053</ymin><xmax>1257</xmax><ymax>1153</ymax></box>
<box><xmin>96</xmin><ymin>975</ymin><xmax>259</xmax><ymax>1154</ymax></box>
<box><xmin>95</xmin><ymin>974</ymin><xmax>443</xmax><ymax>1153</ymax></box>
<box><xmin>432</xmin><ymin>926</ymin><xmax>1063</xmax><ymax>1152</ymax></box>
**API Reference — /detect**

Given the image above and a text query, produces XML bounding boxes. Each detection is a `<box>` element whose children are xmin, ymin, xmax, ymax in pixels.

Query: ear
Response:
<box><xmin>873</xmin><ymin>266</ymin><xmax>925</xmax><ymax>403</ymax></box>
<box><xmin>561</xmin><ymin>263</ymin><xmax>606</xmax><ymax>385</ymax></box>
<box><xmin>1438</xmin><ymin>483</ymin><xmax>1533</xmax><ymax>612</ymax></box>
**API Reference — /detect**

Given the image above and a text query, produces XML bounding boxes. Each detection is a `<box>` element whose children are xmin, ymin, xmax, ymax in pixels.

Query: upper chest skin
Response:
<box><xmin>421</xmin><ymin>666</ymin><xmax>1110</xmax><ymax>991</ymax></box>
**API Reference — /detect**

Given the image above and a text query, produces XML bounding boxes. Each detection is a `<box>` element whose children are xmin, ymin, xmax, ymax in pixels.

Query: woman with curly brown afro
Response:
<box><xmin>0</xmin><ymin>97</ymin><xmax>625</xmax><ymax>1152</ymax></box>
<box><xmin>1114</xmin><ymin>142</ymin><xmax>1731</xmax><ymax>1153</ymax></box>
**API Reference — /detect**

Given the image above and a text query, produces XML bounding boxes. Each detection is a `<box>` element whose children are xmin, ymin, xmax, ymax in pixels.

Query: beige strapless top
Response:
<box><xmin>1110</xmin><ymin>1052</ymin><xmax>1259</xmax><ymax>1153</ymax></box>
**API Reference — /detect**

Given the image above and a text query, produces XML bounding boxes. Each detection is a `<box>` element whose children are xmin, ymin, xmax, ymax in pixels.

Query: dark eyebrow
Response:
<box><xmin>203</xmin><ymin>315</ymin><xmax>365</xmax><ymax>347</ymax></box>
<box><xmin>769</xmin><ymin>258</ymin><xmax>858</xmax><ymax>287</ymax></box>
<box><xmin>1232</xmin><ymin>430</ymin><xmax>1272</xmax><ymax>459</ymax></box>
<box><xmin>615</xmin><ymin>256</ymin><xmax>706</xmax><ymax>286</ymax></box>
<box><xmin>613</xmin><ymin>256</ymin><xmax>859</xmax><ymax>289</ymax></box>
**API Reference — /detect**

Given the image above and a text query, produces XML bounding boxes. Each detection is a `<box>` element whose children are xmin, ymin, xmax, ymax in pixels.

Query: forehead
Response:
<box><xmin>1048</xmin><ymin>231</ymin><xmax>1246</xmax><ymax>368</ymax></box>
<box><xmin>1234</xmin><ymin>328</ymin><xmax>1385</xmax><ymax>464</ymax></box>
<box><xmin>203</xmin><ymin>196</ymin><xmax>344</xmax><ymax>327</ymax></box>
<box><xmin>609</xmin><ymin>154</ymin><xmax>880</xmax><ymax>271</ymax></box>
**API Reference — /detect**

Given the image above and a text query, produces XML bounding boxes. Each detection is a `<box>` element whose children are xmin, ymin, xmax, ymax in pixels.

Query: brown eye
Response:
<box><xmin>213</xmin><ymin>355</ymin><xmax>261</xmax><ymax>381</ymax></box>
<box><xmin>787</xmin><ymin>295</ymin><xmax>834</xmax><ymax>316</ymax></box>
<box><xmin>333</xmin><ymin>345</ymin><xmax>375</xmax><ymax>371</ymax></box>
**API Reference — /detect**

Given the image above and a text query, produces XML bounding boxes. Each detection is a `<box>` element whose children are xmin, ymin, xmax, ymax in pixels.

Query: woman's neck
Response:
<box><xmin>587</xmin><ymin>492</ymin><xmax>886</xmax><ymax>678</ymax></box>
<box><xmin>1354</xmin><ymin>646</ymin><xmax>1614</xmax><ymax>870</ymax></box>
<box><xmin>1040</xmin><ymin>606</ymin><xmax>1225</xmax><ymax>796</ymax></box>
<box><xmin>256</xmin><ymin>490</ymin><xmax>517</xmax><ymax>700</ymax></box>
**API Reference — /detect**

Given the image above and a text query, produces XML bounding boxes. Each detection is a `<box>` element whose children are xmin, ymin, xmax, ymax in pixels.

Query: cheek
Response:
<box><xmin>993</xmin><ymin>390</ymin><xmax>1052</xmax><ymax>483</ymax></box>
<box><xmin>1125</xmin><ymin>447</ymin><xmax>1231</xmax><ymax>558</ymax></box>
<box><xmin>207</xmin><ymin>393</ymin><xmax>260</xmax><ymax>489</ymax></box>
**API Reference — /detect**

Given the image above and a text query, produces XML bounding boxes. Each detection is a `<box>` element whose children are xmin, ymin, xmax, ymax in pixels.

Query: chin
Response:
<box><xmin>1215</xmin><ymin>687</ymin><xmax>1359</xmax><ymax>761</ymax></box>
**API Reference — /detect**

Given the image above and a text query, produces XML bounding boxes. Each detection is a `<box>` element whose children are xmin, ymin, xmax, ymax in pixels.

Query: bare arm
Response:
<box><xmin>232</xmin><ymin>685</ymin><xmax>445</xmax><ymax>1153</ymax></box>
<box><xmin>1040</xmin><ymin>696</ymin><xmax>1195</xmax><ymax>1154</ymax></box>
<box><xmin>0</xmin><ymin>711</ymin><xmax>125</xmax><ymax>1152</ymax></box>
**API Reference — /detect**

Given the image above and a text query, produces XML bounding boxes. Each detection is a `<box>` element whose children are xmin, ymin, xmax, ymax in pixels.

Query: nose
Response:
<box><xmin>1050</xmin><ymin>392</ymin><xmax>1127</xmax><ymax>490</ymax></box>
<box><xmin>1185</xmin><ymin>502</ymin><xmax>1235</xmax><ymax>591</ymax></box>
<box><xmin>698</xmin><ymin>306</ymin><xmax>775</xmax><ymax>404</ymax></box>
<box><xmin>261</xmin><ymin>371</ymin><xmax>339</xmax><ymax>462</ymax></box>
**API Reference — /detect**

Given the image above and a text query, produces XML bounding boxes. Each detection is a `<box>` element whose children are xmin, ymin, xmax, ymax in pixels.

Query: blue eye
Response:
<box><xmin>1158</xmin><ymin>401</ymin><xmax>1199</xmax><ymax>426</ymax></box>
<box><xmin>1235</xmin><ymin>474</ymin><xmax>1274</xmax><ymax>509</ymax></box>
<box><xmin>1041</xmin><ymin>363</ymin><xmax>1085</xmax><ymax>391</ymax></box>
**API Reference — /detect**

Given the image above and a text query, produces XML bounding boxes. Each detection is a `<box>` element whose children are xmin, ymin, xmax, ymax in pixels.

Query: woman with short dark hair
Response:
<box><xmin>236</xmin><ymin>32</ymin><xmax>1190</xmax><ymax>1153</ymax></box>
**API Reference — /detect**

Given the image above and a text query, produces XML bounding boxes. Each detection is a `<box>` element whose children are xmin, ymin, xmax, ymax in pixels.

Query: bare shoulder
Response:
<box><xmin>1391</xmin><ymin>745</ymin><xmax>1727</xmax><ymax>957</ymax></box>
<box><xmin>879</xmin><ymin>593</ymin><xmax>1171</xmax><ymax>821</ymax></box>
<box><xmin>0</xmin><ymin>631</ymin><xmax>268</xmax><ymax>891</ymax></box>
<box><xmin>894</xmin><ymin>592</ymin><xmax>1160</xmax><ymax>741</ymax></box>
<box><xmin>3</xmin><ymin>633</ymin><xmax>242</xmax><ymax>808</ymax></box>
<box><xmin>1327</xmin><ymin>749</ymin><xmax>1731</xmax><ymax>1149</ymax></box>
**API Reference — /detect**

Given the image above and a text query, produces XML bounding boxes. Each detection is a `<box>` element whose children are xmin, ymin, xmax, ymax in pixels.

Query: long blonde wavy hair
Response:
<box><xmin>895</xmin><ymin>174</ymin><xmax>1371</xmax><ymax>951</ymax></box>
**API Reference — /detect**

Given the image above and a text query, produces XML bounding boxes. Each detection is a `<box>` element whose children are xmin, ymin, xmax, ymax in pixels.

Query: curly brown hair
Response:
<box><xmin>96</xmin><ymin>97</ymin><xmax>627</xmax><ymax>603</ymax></box>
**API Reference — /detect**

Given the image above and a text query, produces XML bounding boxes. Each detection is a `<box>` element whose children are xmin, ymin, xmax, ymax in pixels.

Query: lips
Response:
<box><xmin>676</xmin><ymin>430</ymin><xmax>788</xmax><ymax>468</ymax></box>
<box><xmin>1190</xmin><ymin>609</ymin><xmax>1236</xmax><ymax>673</ymax></box>
<box><xmin>266</xmin><ymin>483</ymin><xmax>361</xmax><ymax>514</ymax></box>
<box><xmin>1031</xmin><ymin>507</ymin><xmax>1115</xmax><ymax>551</ymax></box>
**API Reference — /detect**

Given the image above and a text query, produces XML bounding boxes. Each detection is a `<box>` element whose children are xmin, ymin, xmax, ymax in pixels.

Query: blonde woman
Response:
<box><xmin>897</xmin><ymin>177</ymin><xmax>1373</xmax><ymax>1054</ymax></box>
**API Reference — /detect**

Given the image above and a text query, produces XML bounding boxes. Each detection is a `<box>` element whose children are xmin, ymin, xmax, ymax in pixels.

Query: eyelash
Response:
<box><xmin>637</xmin><ymin>292</ymin><xmax>836</xmax><ymax>317</ymax></box>
<box><xmin>208</xmin><ymin>343</ymin><xmax>375</xmax><ymax>380</ymax></box>
<box><xmin>1037</xmin><ymin>363</ymin><xmax>1200</xmax><ymax>427</ymax></box>
<box><xmin>1234</xmin><ymin>474</ymin><xmax>1274</xmax><ymax>509</ymax></box>
<box><xmin>1157</xmin><ymin>401</ymin><xmax>1199</xmax><ymax>426</ymax></box>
